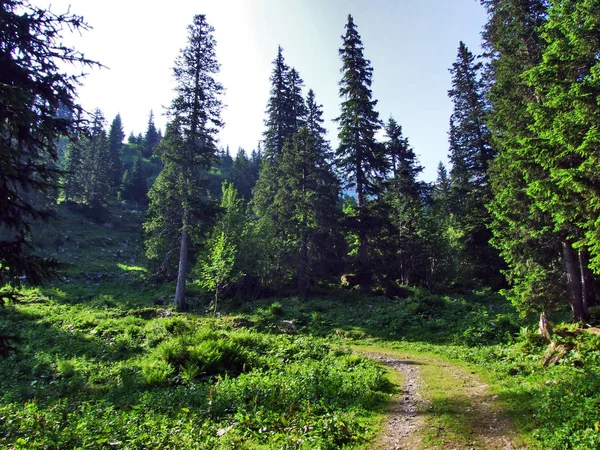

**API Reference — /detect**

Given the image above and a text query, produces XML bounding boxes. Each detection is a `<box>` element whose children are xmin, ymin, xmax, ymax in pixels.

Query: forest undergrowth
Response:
<box><xmin>1</xmin><ymin>203</ymin><xmax>599</xmax><ymax>449</ymax></box>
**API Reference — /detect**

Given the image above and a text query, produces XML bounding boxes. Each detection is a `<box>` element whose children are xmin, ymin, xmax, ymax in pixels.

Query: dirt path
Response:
<box><xmin>363</xmin><ymin>351</ymin><xmax>523</xmax><ymax>450</ymax></box>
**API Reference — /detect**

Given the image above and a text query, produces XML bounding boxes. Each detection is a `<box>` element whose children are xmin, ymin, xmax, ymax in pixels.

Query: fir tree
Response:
<box><xmin>253</xmin><ymin>49</ymin><xmax>307</xmax><ymax>256</ymax></box>
<box><xmin>250</xmin><ymin>145</ymin><xmax>262</xmax><ymax>181</ymax></box>
<box><xmin>63</xmin><ymin>140</ymin><xmax>84</xmax><ymax>202</ymax></box>
<box><xmin>522</xmin><ymin>0</ymin><xmax>600</xmax><ymax>320</ymax></box>
<box><xmin>377</xmin><ymin>117</ymin><xmax>425</xmax><ymax>285</ymax></box>
<box><xmin>262</xmin><ymin>46</ymin><xmax>294</xmax><ymax>162</ymax></box>
<box><xmin>107</xmin><ymin>113</ymin><xmax>124</xmax><ymax>190</ymax></box>
<box><xmin>231</xmin><ymin>148</ymin><xmax>255</xmax><ymax>200</ymax></box>
<box><xmin>144</xmin><ymin>15</ymin><xmax>223</xmax><ymax>311</ymax></box>
<box><xmin>81</xmin><ymin>109</ymin><xmax>111</xmax><ymax>209</ymax></box>
<box><xmin>274</xmin><ymin>91</ymin><xmax>341</xmax><ymax>295</ymax></box>
<box><xmin>121</xmin><ymin>157</ymin><xmax>146</xmax><ymax>203</ymax></box>
<box><xmin>336</xmin><ymin>14</ymin><xmax>386</xmax><ymax>288</ymax></box>
<box><xmin>447</xmin><ymin>41</ymin><xmax>500</xmax><ymax>285</ymax></box>
<box><xmin>0</xmin><ymin>0</ymin><xmax>98</xmax><ymax>295</ymax></box>
<box><xmin>481</xmin><ymin>0</ymin><xmax>570</xmax><ymax>319</ymax></box>
<box><xmin>143</xmin><ymin>110</ymin><xmax>160</xmax><ymax>158</ymax></box>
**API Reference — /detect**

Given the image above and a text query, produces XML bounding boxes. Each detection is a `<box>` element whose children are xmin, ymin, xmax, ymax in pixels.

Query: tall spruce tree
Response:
<box><xmin>121</xmin><ymin>157</ymin><xmax>146</xmax><ymax>203</ymax></box>
<box><xmin>81</xmin><ymin>109</ymin><xmax>111</xmax><ymax>209</ymax></box>
<box><xmin>252</xmin><ymin>49</ymin><xmax>309</xmax><ymax>285</ymax></box>
<box><xmin>273</xmin><ymin>90</ymin><xmax>341</xmax><ymax>295</ymax></box>
<box><xmin>481</xmin><ymin>0</ymin><xmax>569</xmax><ymax>319</ymax></box>
<box><xmin>0</xmin><ymin>0</ymin><xmax>98</xmax><ymax>295</ymax></box>
<box><xmin>336</xmin><ymin>14</ymin><xmax>386</xmax><ymax>289</ymax></box>
<box><xmin>262</xmin><ymin>46</ymin><xmax>296</xmax><ymax>162</ymax></box>
<box><xmin>144</xmin><ymin>15</ymin><xmax>223</xmax><ymax>311</ymax></box>
<box><xmin>231</xmin><ymin>148</ymin><xmax>255</xmax><ymax>200</ymax></box>
<box><xmin>143</xmin><ymin>110</ymin><xmax>160</xmax><ymax>158</ymax></box>
<box><xmin>63</xmin><ymin>140</ymin><xmax>84</xmax><ymax>202</ymax></box>
<box><xmin>521</xmin><ymin>0</ymin><xmax>600</xmax><ymax>321</ymax></box>
<box><xmin>447</xmin><ymin>41</ymin><xmax>499</xmax><ymax>285</ymax></box>
<box><xmin>377</xmin><ymin>117</ymin><xmax>425</xmax><ymax>285</ymax></box>
<box><xmin>107</xmin><ymin>113</ymin><xmax>124</xmax><ymax>190</ymax></box>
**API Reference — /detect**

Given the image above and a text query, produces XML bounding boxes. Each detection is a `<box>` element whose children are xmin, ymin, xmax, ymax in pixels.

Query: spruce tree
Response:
<box><xmin>447</xmin><ymin>41</ymin><xmax>500</xmax><ymax>285</ymax></box>
<box><xmin>81</xmin><ymin>109</ymin><xmax>111</xmax><ymax>209</ymax></box>
<box><xmin>143</xmin><ymin>110</ymin><xmax>160</xmax><ymax>158</ymax></box>
<box><xmin>336</xmin><ymin>14</ymin><xmax>386</xmax><ymax>288</ymax></box>
<box><xmin>63</xmin><ymin>140</ymin><xmax>84</xmax><ymax>202</ymax></box>
<box><xmin>252</xmin><ymin>49</ymin><xmax>308</xmax><ymax>285</ymax></box>
<box><xmin>273</xmin><ymin>90</ymin><xmax>341</xmax><ymax>295</ymax></box>
<box><xmin>107</xmin><ymin>113</ymin><xmax>124</xmax><ymax>191</ymax></box>
<box><xmin>0</xmin><ymin>0</ymin><xmax>98</xmax><ymax>294</ymax></box>
<box><xmin>522</xmin><ymin>0</ymin><xmax>600</xmax><ymax>320</ymax></box>
<box><xmin>262</xmin><ymin>46</ymin><xmax>295</xmax><ymax>162</ymax></box>
<box><xmin>377</xmin><ymin>117</ymin><xmax>425</xmax><ymax>285</ymax></box>
<box><xmin>121</xmin><ymin>157</ymin><xmax>146</xmax><ymax>203</ymax></box>
<box><xmin>144</xmin><ymin>15</ymin><xmax>223</xmax><ymax>311</ymax></box>
<box><xmin>231</xmin><ymin>148</ymin><xmax>255</xmax><ymax>200</ymax></box>
<box><xmin>250</xmin><ymin>145</ymin><xmax>262</xmax><ymax>181</ymax></box>
<box><xmin>481</xmin><ymin>0</ymin><xmax>572</xmax><ymax>319</ymax></box>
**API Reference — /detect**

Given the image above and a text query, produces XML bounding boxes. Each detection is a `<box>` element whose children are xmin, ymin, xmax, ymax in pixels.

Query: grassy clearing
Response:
<box><xmin>2</xmin><ymin>202</ymin><xmax>600</xmax><ymax>448</ymax></box>
<box><xmin>0</xmin><ymin>293</ymin><xmax>393</xmax><ymax>449</ymax></box>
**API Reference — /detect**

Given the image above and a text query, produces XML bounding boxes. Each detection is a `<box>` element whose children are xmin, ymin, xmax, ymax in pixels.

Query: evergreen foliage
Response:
<box><xmin>375</xmin><ymin>117</ymin><xmax>426</xmax><ymax>286</ymax></box>
<box><xmin>523</xmin><ymin>0</ymin><xmax>600</xmax><ymax>320</ymax></box>
<box><xmin>144</xmin><ymin>15</ymin><xmax>223</xmax><ymax>311</ymax></box>
<box><xmin>0</xmin><ymin>0</ymin><xmax>98</xmax><ymax>296</ymax></box>
<box><xmin>336</xmin><ymin>14</ymin><xmax>386</xmax><ymax>288</ymax></box>
<box><xmin>63</xmin><ymin>140</ymin><xmax>84</xmax><ymax>203</ymax></box>
<box><xmin>481</xmin><ymin>0</ymin><xmax>569</xmax><ymax>316</ymax></box>
<box><xmin>80</xmin><ymin>109</ymin><xmax>112</xmax><ymax>209</ymax></box>
<box><xmin>447</xmin><ymin>41</ymin><xmax>500</xmax><ymax>285</ymax></box>
<box><xmin>107</xmin><ymin>113</ymin><xmax>125</xmax><ymax>189</ymax></box>
<box><xmin>120</xmin><ymin>157</ymin><xmax>147</xmax><ymax>203</ymax></box>
<box><xmin>143</xmin><ymin>110</ymin><xmax>160</xmax><ymax>158</ymax></box>
<box><xmin>230</xmin><ymin>148</ymin><xmax>256</xmax><ymax>200</ymax></box>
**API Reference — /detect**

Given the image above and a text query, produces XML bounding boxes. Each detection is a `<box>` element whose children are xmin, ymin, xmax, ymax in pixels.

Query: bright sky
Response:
<box><xmin>34</xmin><ymin>0</ymin><xmax>487</xmax><ymax>181</ymax></box>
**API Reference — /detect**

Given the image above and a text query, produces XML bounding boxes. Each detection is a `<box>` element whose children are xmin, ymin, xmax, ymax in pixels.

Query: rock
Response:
<box><xmin>103</xmin><ymin>223</ymin><xmax>114</xmax><ymax>229</ymax></box>
<box><xmin>278</xmin><ymin>320</ymin><xmax>298</xmax><ymax>333</ymax></box>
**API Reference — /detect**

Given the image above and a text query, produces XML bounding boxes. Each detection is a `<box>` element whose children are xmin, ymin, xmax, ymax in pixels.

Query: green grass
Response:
<box><xmin>2</xmin><ymin>201</ymin><xmax>600</xmax><ymax>448</ymax></box>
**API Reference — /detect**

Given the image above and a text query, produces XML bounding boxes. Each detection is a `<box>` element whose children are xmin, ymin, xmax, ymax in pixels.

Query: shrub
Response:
<box><xmin>56</xmin><ymin>359</ymin><xmax>76</xmax><ymax>378</ymax></box>
<box><xmin>268</xmin><ymin>301</ymin><xmax>284</xmax><ymax>317</ymax></box>
<box><xmin>141</xmin><ymin>358</ymin><xmax>174</xmax><ymax>386</ymax></box>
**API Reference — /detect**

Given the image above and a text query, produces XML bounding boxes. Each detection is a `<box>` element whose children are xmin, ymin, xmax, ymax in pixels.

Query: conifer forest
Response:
<box><xmin>3</xmin><ymin>1</ymin><xmax>600</xmax><ymax>448</ymax></box>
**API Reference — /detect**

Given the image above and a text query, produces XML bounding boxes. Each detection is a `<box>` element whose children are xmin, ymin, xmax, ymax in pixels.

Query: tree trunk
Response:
<box><xmin>175</xmin><ymin>211</ymin><xmax>189</xmax><ymax>312</ymax></box>
<box><xmin>213</xmin><ymin>285</ymin><xmax>219</xmax><ymax>317</ymax></box>
<box><xmin>538</xmin><ymin>312</ymin><xmax>552</xmax><ymax>342</ymax></box>
<box><xmin>578</xmin><ymin>249</ymin><xmax>594</xmax><ymax>316</ymax></box>
<box><xmin>298</xmin><ymin>234</ymin><xmax>308</xmax><ymax>297</ymax></box>
<box><xmin>356</xmin><ymin>179</ymin><xmax>369</xmax><ymax>291</ymax></box>
<box><xmin>562</xmin><ymin>241</ymin><xmax>585</xmax><ymax>322</ymax></box>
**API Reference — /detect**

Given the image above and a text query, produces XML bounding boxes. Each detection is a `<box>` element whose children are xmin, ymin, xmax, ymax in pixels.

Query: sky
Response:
<box><xmin>33</xmin><ymin>0</ymin><xmax>488</xmax><ymax>181</ymax></box>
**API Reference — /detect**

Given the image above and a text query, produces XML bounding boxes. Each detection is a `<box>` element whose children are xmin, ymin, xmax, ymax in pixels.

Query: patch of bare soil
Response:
<box><xmin>364</xmin><ymin>352</ymin><xmax>523</xmax><ymax>450</ymax></box>
<box><xmin>366</xmin><ymin>353</ymin><xmax>427</xmax><ymax>450</ymax></box>
<box><xmin>445</xmin><ymin>367</ymin><xmax>521</xmax><ymax>450</ymax></box>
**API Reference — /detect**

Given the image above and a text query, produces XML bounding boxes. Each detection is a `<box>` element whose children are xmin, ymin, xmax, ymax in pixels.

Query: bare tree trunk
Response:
<box><xmin>538</xmin><ymin>312</ymin><xmax>552</xmax><ymax>342</ymax></box>
<box><xmin>175</xmin><ymin>209</ymin><xmax>189</xmax><ymax>312</ymax></box>
<box><xmin>298</xmin><ymin>234</ymin><xmax>308</xmax><ymax>297</ymax></box>
<box><xmin>213</xmin><ymin>285</ymin><xmax>219</xmax><ymax>317</ymax></box>
<box><xmin>578</xmin><ymin>249</ymin><xmax>593</xmax><ymax>318</ymax></box>
<box><xmin>562</xmin><ymin>241</ymin><xmax>585</xmax><ymax>322</ymax></box>
<box><xmin>356</xmin><ymin>180</ymin><xmax>370</xmax><ymax>291</ymax></box>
